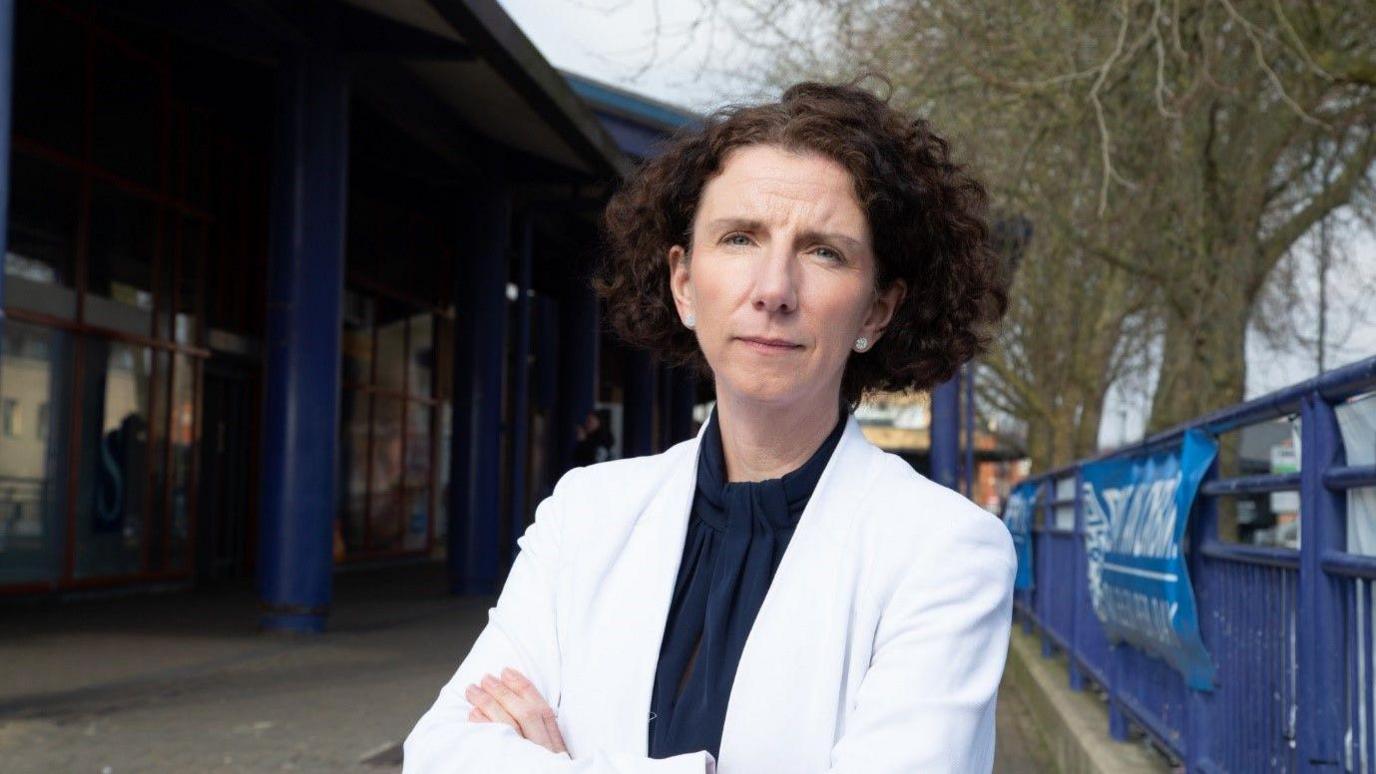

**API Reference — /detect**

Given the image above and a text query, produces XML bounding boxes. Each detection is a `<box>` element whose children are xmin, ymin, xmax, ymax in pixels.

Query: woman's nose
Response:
<box><xmin>751</xmin><ymin>248</ymin><xmax>798</xmax><ymax>313</ymax></box>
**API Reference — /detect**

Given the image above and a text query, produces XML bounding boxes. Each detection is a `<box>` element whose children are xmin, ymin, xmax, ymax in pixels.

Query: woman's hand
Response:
<box><xmin>464</xmin><ymin>667</ymin><xmax>568</xmax><ymax>756</ymax></box>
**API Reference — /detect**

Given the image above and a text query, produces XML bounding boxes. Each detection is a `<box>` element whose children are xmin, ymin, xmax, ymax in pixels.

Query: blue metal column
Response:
<box><xmin>258</xmin><ymin>30</ymin><xmax>350</xmax><ymax>634</ymax></box>
<box><xmin>1185</xmin><ymin>454</ymin><xmax>1221</xmax><ymax>768</ymax></box>
<box><xmin>447</xmin><ymin>183</ymin><xmax>511</xmax><ymax>596</ymax></box>
<box><xmin>1297</xmin><ymin>392</ymin><xmax>1344</xmax><ymax>769</ymax></box>
<box><xmin>0</xmin><ymin>0</ymin><xmax>14</xmax><ymax>329</ymax></box>
<box><xmin>930</xmin><ymin>375</ymin><xmax>959</xmax><ymax>489</ymax></box>
<box><xmin>1068</xmin><ymin>465</ymin><xmax>1086</xmax><ymax>692</ymax></box>
<box><xmin>507</xmin><ymin>212</ymin><xmax>535</xmax><ymax>563</ymax></box>
<box><xmin>963</xmin><ymin>363</ymin><xmax>976</xmax><ymax>497</ymax></box>
<box><xmin>623</xmin><ymin>349</ymin><xmax>656</xmax><ymax>457</ymax></box>
<box><xmin>556</xmin><ymin>282</ymin><xmax>598</xmax><ymax>473</ymax></box>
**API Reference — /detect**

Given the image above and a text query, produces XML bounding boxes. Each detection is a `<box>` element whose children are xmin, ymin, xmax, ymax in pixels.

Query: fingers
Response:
<box><xmin>483</xmin><ymin>673</ymin><xmax>557</xmax><ymax>750</ymax></box>
<box><xmin>501</xmin><ymin>668</ymin><xmax>567</xmax><ymax>754</ymax></box>
<box><xmin>463</xmin><ymin>668</ymin><xmax>567</xmax><ymax>755</ymax></box>
<box><xmin>465</xmin><ymin>682</ymin><xmax>518</xmax><ymax>732</ymax></box>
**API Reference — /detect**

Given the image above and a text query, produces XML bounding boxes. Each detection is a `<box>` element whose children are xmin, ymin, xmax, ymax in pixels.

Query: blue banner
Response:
<box><xmin>1081</xmin><ymin>428</ymin><xmax>1218</xmax><ymax>691</ymax></box>
<box><xmin>1002</xmin><ymin>481</ymin><xmax>1038</xmax><ymax>590</ymax></box>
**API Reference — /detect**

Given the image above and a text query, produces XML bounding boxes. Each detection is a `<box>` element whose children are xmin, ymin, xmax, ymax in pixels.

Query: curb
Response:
<box><xmin>1004</xmin><ymin>626</ymin><xmax>1170</xmax><ymax>774</ymax></box>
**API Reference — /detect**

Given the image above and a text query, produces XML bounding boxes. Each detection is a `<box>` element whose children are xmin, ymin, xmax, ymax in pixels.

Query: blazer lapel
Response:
<box><xmin>611</xmin><ymin>420</ymin><xmax>709</xmax><ymax>755</ymax></box>
<box><xmin>717</xmin><ymin>415</ymin><xmax>882</xmax><ymax>770</ymax></box>
<box><xmin>575</xmin><ymin>414</ymin><xmax>881</xmax><ymax>766</ymax></box>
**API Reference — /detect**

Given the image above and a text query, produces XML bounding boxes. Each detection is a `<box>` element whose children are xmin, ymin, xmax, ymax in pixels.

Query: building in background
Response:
<box><xmin>855</xmin><ymin>391</ymin><xmax>1027</xmax><ymax>513</ymax></box>
<box><xmin>0</xmin><ymin>0</ymin><xmax>700</xmax><ymax>630</ymax></box>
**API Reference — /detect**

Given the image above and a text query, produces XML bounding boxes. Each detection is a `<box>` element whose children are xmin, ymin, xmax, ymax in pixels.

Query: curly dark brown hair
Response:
<box><xmin>595</xmin><ymin>77</ymin><xmax>1009</xmax><ymax>406</ymax></box>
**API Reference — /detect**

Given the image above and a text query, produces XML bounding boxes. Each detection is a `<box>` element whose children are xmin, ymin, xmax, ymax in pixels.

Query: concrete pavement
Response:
<box><xmin>0</xmin><ymin>563</ymin><xmax>1057</xmax><ymax>772</ymax></box>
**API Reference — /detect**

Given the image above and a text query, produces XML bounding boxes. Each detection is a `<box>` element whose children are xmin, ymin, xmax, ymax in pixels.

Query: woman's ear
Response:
<box><xmin>860</xmin><ymin>280</ymin><xmax>907</xmax><ymax>347</ymax></box>
<box><xmin>668</xmin><ymin>244</ymin><xmax>694</xmax><ymax>324</ymax></box>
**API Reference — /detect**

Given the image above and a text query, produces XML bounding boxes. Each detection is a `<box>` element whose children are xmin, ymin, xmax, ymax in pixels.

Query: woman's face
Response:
<box><xmin>668</xmin><ymin>144</ymin><xmax>905</xmax><ymax>410</ymax></box>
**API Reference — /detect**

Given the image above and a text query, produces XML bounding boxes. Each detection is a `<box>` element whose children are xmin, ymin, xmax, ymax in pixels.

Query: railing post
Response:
<box><xmin>1108</xmin><ymin>638</ymin><xmax>1130</xmax><ymax>742</ymax></box>
<box><xmin>1186</xmin><ymin>454</ymin><xmax>1222</xmax><ymax>770</ymax></box>
<box><xmin>1297</xmin><ymin>393</ymin><xmax>1345</xmax><ymax>770</ymax></box>
<box><xmin>1068</xmin><ymin>466</ymin><xmax>1085</xmax><ymax>692</ymax></box>
<box><xmin>1038</xmin><ymin>479</ymin><xmax>1055</xmax><ymax>658</ymax></box>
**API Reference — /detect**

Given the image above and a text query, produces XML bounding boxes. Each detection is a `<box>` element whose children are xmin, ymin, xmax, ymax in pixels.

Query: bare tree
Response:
<box><xmin>616</xmin><ymin>0</ymin><xmax>1376</xmax><ymax>444</ymax></box>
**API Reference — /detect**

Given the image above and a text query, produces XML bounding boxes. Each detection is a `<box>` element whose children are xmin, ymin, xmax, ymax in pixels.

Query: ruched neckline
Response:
<box><xmin>693</xmin><ymin>407</ymin><xmax>842</xmax><ymax>532</ymax></box>
<box><xmin>647</xmin><ymin>404</ymin><xmax>847</xmax><ymax>761</ymax></box>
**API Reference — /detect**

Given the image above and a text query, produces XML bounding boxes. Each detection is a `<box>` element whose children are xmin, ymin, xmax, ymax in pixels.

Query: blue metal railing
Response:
<box><xmin>1011</xmin><ymin>354</ymin><xmax>1376</xmax><ymax>772</ymax></box>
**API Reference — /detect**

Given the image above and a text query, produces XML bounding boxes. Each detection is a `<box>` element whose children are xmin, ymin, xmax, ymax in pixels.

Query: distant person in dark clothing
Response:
<box><xmin>571</xmin><ymin>409</ymin><xmax>615</xmax><ymax>466</ymax></box>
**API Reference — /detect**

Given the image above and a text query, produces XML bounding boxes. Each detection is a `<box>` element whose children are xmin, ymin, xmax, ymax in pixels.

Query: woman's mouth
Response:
<box><xmin>738</xmin><ymin>336</ymin><xmax>803</xmax><ymax>354</ymax></box>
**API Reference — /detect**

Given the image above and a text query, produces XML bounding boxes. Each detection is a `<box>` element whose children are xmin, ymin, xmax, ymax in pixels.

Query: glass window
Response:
<box><xmin>177</xmin><ymin>108</ymin><xmax>212</xmax><ymax>207</ymax></box>
<box><xmin>403</xmin><ymin>488</ymin><xmax>429</xmax><ymax>552</ymax></box>
<box><xmin>342</xmin><ymin>290</ymin><xmax>374</xmax><ymax>387</ymax></box>
<box><xmin>435</xmin><ymin>315</ymin><xmax>453</xmax><ymax>401</ymax></box>
<box><xmin>0</xmin><ymin>322</ymin><xmax>71</xmax><ymax>584</ymax></box>
<box><xmin>92</xmin><ymin>41</ymin><xmax>161</xmax><ymax>186</ymax></box>
<box><xmin>406</xmin><ymin>405</ymin><xmax>431</xmax><ymax>488</ymax></box>
<box><xmin>74</xmin><ymin>340</ymin><xmax>157</xmax><ymax>579</ymax></box>
<box><xmin>435</xmin><ymin>402</ymin><xmax>451</xmax><ymax>543</ymax></box>
<box><xmin>409</xmin><ymin>313</ymin><xmax>434</xmax><ymax>398</ymax></box>
<box><xmin>167</xmin><ymin>354</ymin><xmax>196</xmax><ymax>570</ymax></box>
<box><xmin>403</xmin><ymin>405</ymin><xmax>432</xmax><ymax>552</ymax></box>
<box><xmin>345</xmin><ymin>192</ymin><xmax>382</xmax><ymax>280</ymax></box>
<box><xmin>12</xmin><ymin>1</ymin><xmax>84</xmax><ymax>155</ymax></box>
<box><xmin>374</xmin><ymin>300</ymin><xmax>407</xmax><ymax>393</ymax></box>
<box><xmin>5</xmin><ymin>154</ymin><xmax>81</xmax><ymax>317</ymax></box>
<box><xmin>86</xmin><ymin>185</ymin><xmax>156</xmax><ymax>336</ymax></box>
<box><xmin>369</xmin><ymin>396</ymin><xmax>404</xmax><ymax>551</ymax></box>
<box><xmin>339</xmin><ymin>390</ymin><xmax>370</xmax><ymax>552</ymax></box>
<box><xmin>339</xmin><ymin>290</ymin><xmax>440</xmax><ymax>557</ymax></box>
<box><xmin>162</xmin><ymin>217</ymin><xmax>205</xmax><ymax>345</ymax></box>
<box><xmin>144</xmin><ymin>349</ymin><xmax>169</xmax><ymax>573</ymax></box>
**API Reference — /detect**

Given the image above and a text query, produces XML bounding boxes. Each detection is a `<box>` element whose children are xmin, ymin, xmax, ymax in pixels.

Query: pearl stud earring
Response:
<box><xmin>854</xmin><ymin>336</ymin><xmax>869</xmax><ymax>352</ymax></box>
<box><xmin>684</xmin><ymin>313</ymin><xmax>696</xmax><ymax>329</ymax></box>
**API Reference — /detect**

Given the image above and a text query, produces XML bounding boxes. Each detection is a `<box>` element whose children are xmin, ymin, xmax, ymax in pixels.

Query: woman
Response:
<box><xmin>405</xmin><ymin>79</ymin><xmax>1014</xmax><ymax>773</ymax></box>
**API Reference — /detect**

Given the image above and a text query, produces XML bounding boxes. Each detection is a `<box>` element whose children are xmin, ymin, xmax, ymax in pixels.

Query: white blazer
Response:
<box><xmin>405</xmin><ymin>413</ymin><xmax>1016</xmax><ymax>773</ymax></box>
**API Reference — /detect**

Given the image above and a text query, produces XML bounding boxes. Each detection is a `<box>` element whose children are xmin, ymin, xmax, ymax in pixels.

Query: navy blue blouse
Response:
<box><xmin>647</xmin><ymin>406</ymin><xmax>847</xmax><ymax>761</ymax></box>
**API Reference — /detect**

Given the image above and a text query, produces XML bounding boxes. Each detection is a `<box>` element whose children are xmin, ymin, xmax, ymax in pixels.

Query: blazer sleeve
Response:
<box><xmin>826</xmin><ymin>509</ymin><xmax>1017</xmax><ymax>773</ymax></box>
<box><xmin>403</xmin><ymin>467</ymin><xmax>717</xmax><ymax>774</ymax></box>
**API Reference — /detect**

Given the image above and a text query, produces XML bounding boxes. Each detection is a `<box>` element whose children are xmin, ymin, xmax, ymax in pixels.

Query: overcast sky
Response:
<box><xmin>499</xmin><ymin>0</ymin><xmax>1376</xmax><ymax>446</ymax></box>
<box><xmin>496</xmin><ymin>0</ymin><xmax>755</xmax><ymax>112</ymax></box>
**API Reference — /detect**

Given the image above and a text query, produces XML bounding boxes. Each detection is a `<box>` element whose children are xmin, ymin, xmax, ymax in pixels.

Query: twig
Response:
<box><xmin>1089</xmin><ymin>2</ymin><xmax>1133</xmax><ymax>215</ymax></box>
<box><xmin>1215</xmin><ymin>0</ymin><xmax>1328</xmax><ymax>128</ymax></box>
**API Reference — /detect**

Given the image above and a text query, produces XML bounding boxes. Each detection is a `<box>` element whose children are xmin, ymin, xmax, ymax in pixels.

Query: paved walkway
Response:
<box><xmin>0</xmin><ymin>563</ymin><xmax>1055</xmax><ymax>772</ymax></box>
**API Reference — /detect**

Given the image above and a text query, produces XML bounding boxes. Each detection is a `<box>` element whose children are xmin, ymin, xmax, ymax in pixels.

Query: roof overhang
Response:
<box><xmin>342</xmin><ymin>0</ymin><xmax>634</xmax><ymax>179</ymax></box>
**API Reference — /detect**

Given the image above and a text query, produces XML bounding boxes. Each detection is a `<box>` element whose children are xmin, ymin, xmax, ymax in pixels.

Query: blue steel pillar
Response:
<box><xmin>1068</xmin><ymin>466</ymin><xmax>1086</xmax><ymax>692</ymax></box>
<box><xmin>1185</xmin><ymin>453</ymin><xmax>1221</xmax><ymax>769</ymax></box>
<box><xmin>623</xmin><ymin>349</ymin><xmax>656</xmax><ymax>457</ymax></box>
<box><xmin>963</xmin><ymin>363</ymin><xmax>976</xmax><ymax>497</ymax></box>
<box><xmin>258</xmin><ymin>31</ymin><xmax>350</xmax><ymax>634</ymax></box>
<box><xmin>1297</xmin><ymin>393</ymin><xmax>1344</xmax><ymax>769</ymax></box>
<box><xmin>507</xmin><ymin>213</ymin><xmax>535</xmax><ymax>563</ymax></box>
<box><xmin>557</xmin><ymin>282</ymin><xmax>598</xmax><ymax>473</ymax></box>
<box><xmin>0</xmin><ymin>0</ymin><xmax>14</xmax><ymax>330</ymax></box>
<box><xmin>447</xmin><ymin>183</ymin><xmax>511</xmax><ymax>596</ymax></box>
<box><xmin>930</xmin><ymin>375</ymin><xmax>960</xmax><ymax>489</ymax></box>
